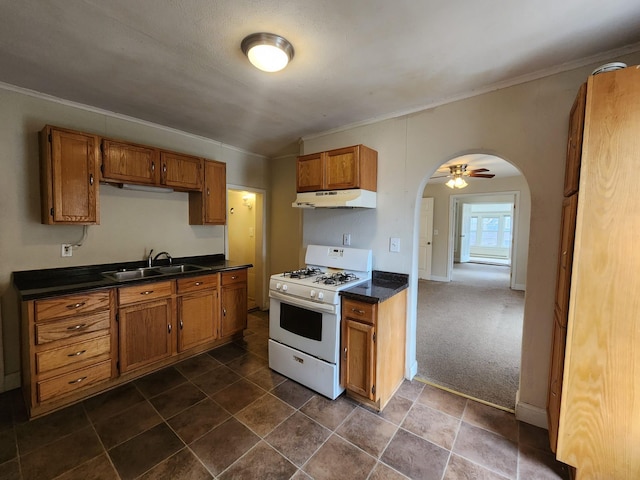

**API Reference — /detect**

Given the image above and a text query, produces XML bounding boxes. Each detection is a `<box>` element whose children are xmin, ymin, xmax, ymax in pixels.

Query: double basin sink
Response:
<box><xmin>102</xmin><ymin>264</ymin><xmax>210</xmax><ymax>282</ymax></box>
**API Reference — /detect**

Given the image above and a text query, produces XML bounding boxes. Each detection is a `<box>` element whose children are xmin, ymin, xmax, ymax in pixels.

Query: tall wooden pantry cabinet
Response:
<box><xmin>551</xmin><ymin>65</ymin><xmax>640</xmax><ymax>479</ymax></box>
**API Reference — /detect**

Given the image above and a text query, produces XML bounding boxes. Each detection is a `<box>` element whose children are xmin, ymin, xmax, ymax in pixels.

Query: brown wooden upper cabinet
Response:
<box><xmin>101</xmin><ymin>139</ymin><xmax>203</xmax><ymax>192</ymax></box>
<box><xmin>160</xmin><ymin>151</ymin><xmax>203</xmax><ymax>191</ymax></box>
<box><xmin>296</xmin><ymin>145</ymin><xmax>378</xmax><ymax>193</ymax></box>
<box><xmin>40</xmin><ymin>125</ymin><xmax>100</xmax><ymax>225</ymax></box>
<box><xmin>101</xmin><ymin>139</ymin><xmax>160</xmax><ymax>186</ymax></box>
<box><xmin>189</xmin><ymin>160</ymin><xmax>227</xmax><ymax>225</ymax></box>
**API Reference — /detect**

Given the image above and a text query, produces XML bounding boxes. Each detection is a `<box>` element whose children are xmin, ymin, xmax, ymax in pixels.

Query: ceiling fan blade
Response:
<box><xmin>430</xmin><ymin>174</ymin><xmax>450</xmax><ymax>179</ymax></box>
<box><xmin>469</xmin><ymin>168</ymin><xmax>489</xmax><ymax>173</ymax></box>
<box><xmin>468</xmin><ymin>173</ymin><xmax>495</xmax><ymax>178</ymax></box>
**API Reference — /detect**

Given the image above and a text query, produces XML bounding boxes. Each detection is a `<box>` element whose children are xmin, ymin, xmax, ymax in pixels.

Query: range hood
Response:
<box><xmin>292</xmin><ymin>189</ymin><xmax>376</xmax><ymax>209</ymax></box>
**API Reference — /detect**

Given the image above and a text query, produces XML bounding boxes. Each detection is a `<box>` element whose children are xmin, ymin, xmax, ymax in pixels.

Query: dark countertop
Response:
<box><xmin>340</xmin><ymin>270</ymin><xmax>409</xmax><ymax>304</ymax></box>
<box><xmin>13</xmin><ymin>254</ymin><xmax>252</xmax><ymax>301</ymax></box>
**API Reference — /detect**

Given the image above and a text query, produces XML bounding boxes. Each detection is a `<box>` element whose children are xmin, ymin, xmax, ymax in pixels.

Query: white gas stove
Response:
<box><xmin>268</xmin><ymin>245</ymin><xmax>372</xmax><ymax>399</ymax></box>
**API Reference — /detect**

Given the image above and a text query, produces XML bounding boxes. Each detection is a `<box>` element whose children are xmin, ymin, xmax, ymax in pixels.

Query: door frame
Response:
<box><xmin>447</xmin><ymin>191</ymin><xmax>520</xmax><ymax>289</ymax></box>
<box><xmin>226</xmin><ymin>184</ymin><xmax>268</xmax><ymax>310</ymax></box>
<box><xmin>418</xmin><ymin>197</ymin><xmax>434</xmax><ymax>280</ymax></box>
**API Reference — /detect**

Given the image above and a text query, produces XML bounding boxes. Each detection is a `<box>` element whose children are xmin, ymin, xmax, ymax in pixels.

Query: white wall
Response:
<box><xmin>301</xmin><ymin>53</ymin><xmax>640</xmax><ymax>422</ymax></box>
<box><xmin>0</xmin><ymin>88</ymin><xmax>269</xmax><ymax>388</ymax></box>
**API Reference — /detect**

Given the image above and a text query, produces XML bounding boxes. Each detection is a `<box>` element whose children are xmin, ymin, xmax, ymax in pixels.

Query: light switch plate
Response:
<box><xmin>343</xmin><ymin>233</ymin><xmax>351</xmax><ymax>246</ymax></box>
<box><xmin>389</xmin><ymin>237</ymin><xmax>400</xmax><ymax>252</ymax></box>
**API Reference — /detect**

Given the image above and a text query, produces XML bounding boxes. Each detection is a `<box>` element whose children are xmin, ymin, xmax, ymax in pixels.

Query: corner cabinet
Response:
<box><xmin>189</xmin><ymin>160</ymin><xmax>227</xmax><ymax>225</ymax></box>
<box><xmin>341</xmin><ymin>290</ymin><xmax>406</xmax><ymax>411</ymax></box>
<box><xmin>553</xmin><ymin>66</ymin><xmax>640</xmax><ymax>479</ymax></box>
<box><xmin>296</xmin><ymin>145</ymin><xmax>378</xmax><ymax>193</ymax></box>
<box><xmin>40</xmin><ymin>125</ymin><xmax>100</xmax><ymax>224</ymax></box>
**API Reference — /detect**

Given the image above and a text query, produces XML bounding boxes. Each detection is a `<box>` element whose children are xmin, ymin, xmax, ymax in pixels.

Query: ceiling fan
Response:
<box><xmin>431</xmin><ymin>164</ymin><xmax>495</xmax><ymax>189</ymax></box>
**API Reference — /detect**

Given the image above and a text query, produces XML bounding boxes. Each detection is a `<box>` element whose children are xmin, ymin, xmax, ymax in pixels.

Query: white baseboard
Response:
<box><xmin>429</xmin><ymin>275</ymin><xmax>449</xmax><ymax>283</ymax></box>
<box><xmin>406</xmin><ymin>360</ymin><xmax>418</xmax><ymax>380</ymax></box>
<box><xmin>513</xmin><ymin>283</ymin><xmax>526</xmax><ymax>291</ymax></box>
<box><xmin>3</xmin><ymin>372</ymin><xmax>20</xmax><ymax>392</ymax></box>
<box><xmin>515</xmin><ymin>399</ymin><xmax>548</xmax><ymax>428</ymax></box>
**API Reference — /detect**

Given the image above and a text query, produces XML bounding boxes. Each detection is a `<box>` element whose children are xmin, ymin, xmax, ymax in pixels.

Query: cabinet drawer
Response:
<box><xmin>342</xmin><ymin>299</ymin><xmax>376</xmax><ymax>325</ymax></box>
<box><xmin>177</xmin><ymin>274</ymin><xmax>218</xmax><ymax>294</ymax></box>
<box><xmin>35</xmin><ymin>291</ymin><xmax>110</xmax><ymax>323</ymax></box>
<box><xmin>37</xmin><ymin>360</ymin><xmax>111</xmax><ymax>403</ymax></box>
<box><xmin>35</xmin><ymin>311</ymin><xmax>111</xmax><ymax>345</ymax></box>
<box><xmin>221</xmin><ymin>269</ymin><xmax>247</xmax><ymax>286</ymax></box>
<box><xmin>36</xmin><ymin>335</ymin><xmax>111</xmax><ymax>375</ymax></box>
<box><xmin>118</xmin><ymin>281</ymin><xmax>174</xmax><ymax>305</ymax></box>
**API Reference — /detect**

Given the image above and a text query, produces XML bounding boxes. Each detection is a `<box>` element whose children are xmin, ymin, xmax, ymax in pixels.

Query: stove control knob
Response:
<box><xmin>276</xmin><ymin>282</ymin><xmax>282</xmax><ymax>290</ymax></box>
<box><xmin>282</xmin><ymin>284</ymin><xmax>288</xmax><ymax>292</ymax></box>
<box><xmin>310</xmin><ymin>290</ymin><xmax>316</xmax><ymax>298</ymax></box>
<box><xmin>317</xmin><ymin>292</ymin><xmax>324</xmax><ymax>300</ymax></box>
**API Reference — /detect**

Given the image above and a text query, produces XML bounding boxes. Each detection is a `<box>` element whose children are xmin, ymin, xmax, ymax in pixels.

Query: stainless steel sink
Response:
<box><xmin>155</xmin><ymin>264</ymin><xmax>209</xmax><ymax>274</ymax></box>
<box><xmin>102</xmin><ymin>264</ymin><xmax>210</xmax><ymax>281</ymax></box>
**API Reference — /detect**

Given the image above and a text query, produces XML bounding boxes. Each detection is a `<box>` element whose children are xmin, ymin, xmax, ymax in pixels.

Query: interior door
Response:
<box><xmin>460</xmin><ymin>203</ymin><xmax>472</xmax><ymax>263</ymax></box>
<box><xmin>419</xmin><ymin>197</ymin><xmax>434</xmax><ymax>280</ymax></box>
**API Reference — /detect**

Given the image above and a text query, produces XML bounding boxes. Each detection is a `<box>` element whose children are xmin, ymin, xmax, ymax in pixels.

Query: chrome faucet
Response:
<box><xmin>153</xmin><ymin>251</ymin><xmax>173</xmax><ymax>266</ymax></box>
<box><xmin>147</xmin><ymin>249</ymin><xmax>154</xmax><ymax>268</ymax></box>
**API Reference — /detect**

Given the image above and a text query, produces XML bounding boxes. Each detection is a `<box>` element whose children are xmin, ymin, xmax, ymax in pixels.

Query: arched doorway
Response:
<box><xmin>413</xmin><ymin>154</ymin><xmax>530</xmax><ymax>410</ymax></box>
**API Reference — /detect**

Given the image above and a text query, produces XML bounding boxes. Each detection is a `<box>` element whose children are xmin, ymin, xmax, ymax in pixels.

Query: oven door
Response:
<box><xmin>269</xmin><ymin>291</ymin><xmax>339</xmax><ymax>364</ymax></box>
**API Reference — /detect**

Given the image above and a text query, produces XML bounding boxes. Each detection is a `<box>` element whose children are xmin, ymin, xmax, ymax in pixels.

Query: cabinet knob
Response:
<box><xmin>180</xmin><ymin>320</ymin><xmax>184</xmax><ymax>330</ymax></box>
<box><xmin>195</xmin><ymin>282</ymin><xmax>203</xmax><ymax>286</ymax></box>
<box><xmin>207</xmin><ymin>188</ymin><xmax>210</xmax><ymax>196</ymax></box>
<box><xmin>168</xmin><ymin>324</ymin><xmax>172</xmax><ymax>333</ymax></box>
<box><xmin>223</xmin><ymin>308</ymin><xmax>227</xmax><ymax>317</ymax></box>
<box><xmin>151</xmin><ymin>162</ymin><xmax>155</xmax><ymax>172</ymax></box>
<box><xmin>68</xmin><ymin>376</ymin><xmax>87</xmax><ymax>385</ymax></box>
<box><xmin>140</xmin><ymin>290</ymin><xmax>153</xmax><ymax>295</ymax></box>
<box><xmin>66</xmin><ymin>323</ymin><xmax>87</xmax><ymax>331</ymax></box>
<box><xmin>89</xmin><ymin>174</ymin><xmax>94</xmax><ymax>186</ymax></box>
<box><xmin>231</xmin><ymin>275</ymin><xmax>238</xmax><ymax>280</ymax></box>
<box><xmin>352</xmin><ymin>308</ymin><xmax>365</xmax><ymax>315</ymax></box>
<box><xmin>343</xmin><ymin>347</ymin><xmax>347</xmax><ymax>359</ymax></box>
<box><xmin>163</xmin><ymin>164</ymin><xmax>167</xmax><ymax>173</ymax></box>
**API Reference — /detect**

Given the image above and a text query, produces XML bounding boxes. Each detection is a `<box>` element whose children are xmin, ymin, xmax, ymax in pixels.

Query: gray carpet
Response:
<box><xmin>416</xmin><ymin>263</ymin><xmax>524</xmax><ymax>409</ymax></box>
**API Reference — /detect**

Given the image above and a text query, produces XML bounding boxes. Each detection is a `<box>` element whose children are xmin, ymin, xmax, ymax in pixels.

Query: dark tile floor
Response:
<box><xmin>0</xmin><ymin>311</ymin><xmax>570</xmax><ymax>479</ymax></box>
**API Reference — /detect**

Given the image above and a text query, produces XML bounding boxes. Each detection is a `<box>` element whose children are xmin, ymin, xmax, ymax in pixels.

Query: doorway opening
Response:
<box><xmin>226</xmin><ymin>186</ymin><xmax>267</xmax><ymax>311</ymax></box>
<box><xmin>414</xmin><ymin>155</ymin><xmax>528</xmax><ymax>410</ymax></box>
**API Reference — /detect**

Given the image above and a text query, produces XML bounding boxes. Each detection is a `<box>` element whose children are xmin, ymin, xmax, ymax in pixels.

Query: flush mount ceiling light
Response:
<box><xmin>241</xmin><ymin>32</ymin><xmax>294</xmax><ymax>72</ymax></box>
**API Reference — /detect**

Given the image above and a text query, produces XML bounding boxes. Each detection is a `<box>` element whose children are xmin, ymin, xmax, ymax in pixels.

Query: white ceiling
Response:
<box><xmin>1</xmin><ymin>0</ymin><xmax>639</xmax><ymax>157</ymax></box>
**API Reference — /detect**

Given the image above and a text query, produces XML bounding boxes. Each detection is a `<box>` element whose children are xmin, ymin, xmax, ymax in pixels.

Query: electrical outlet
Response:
<box><xmin>343</xmin><ymin>233</ymin><xmax>351</xmax><ymax>246</ymax></box>
<box><xmin>61</xmin><ymin>244</ymin><xmax>73</xmax><ymax>257</ymax></box>
<box><xmin>389</xmin><ymin>237</ymin><xmax>400</xmax><ymax>253</ymax></box>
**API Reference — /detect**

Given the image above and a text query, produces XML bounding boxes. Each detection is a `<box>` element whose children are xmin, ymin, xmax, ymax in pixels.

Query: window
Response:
<box><xmin>469</xmin><ymin>213</ymin><xmax>512</xmax><ymax>248</ymax></box>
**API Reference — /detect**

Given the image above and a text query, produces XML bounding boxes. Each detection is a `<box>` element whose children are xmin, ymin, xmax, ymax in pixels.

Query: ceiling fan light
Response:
<box><xmin>446</xmin><ymin>179</ymin><xmax>456</xmax><ymax>189</ymax></box>
<box><xmin>454</xmin><ymin>177</ymin><xmax>468</xmax><ymax>188</ymax></box>
<box><xmin>241</xmin><ymin>33</ymin><xmax>294</xmax><ymax>72</ymax></box>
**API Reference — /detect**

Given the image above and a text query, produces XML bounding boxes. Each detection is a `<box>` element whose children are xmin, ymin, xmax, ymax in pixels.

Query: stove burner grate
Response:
<box><xmin>314</xmin><ymin>272</ymin><xmax>359</xmax><ymax>286</ymax></box>
<box><xmin>283</xmin><ymin>267</ymin><xmax>323</xmax><ymax>279</ymax></box>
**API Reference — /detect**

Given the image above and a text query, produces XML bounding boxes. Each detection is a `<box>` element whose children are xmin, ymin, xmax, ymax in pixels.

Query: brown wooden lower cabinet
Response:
<box><xmin>341</xmin><ymin>290</ymin><xmax>407</xmax><ymax>411</ymax></box>
<box><xmin>20</xmin><ymin>268</ymin><xmax>248</xmax><ymax>418</ymax></box>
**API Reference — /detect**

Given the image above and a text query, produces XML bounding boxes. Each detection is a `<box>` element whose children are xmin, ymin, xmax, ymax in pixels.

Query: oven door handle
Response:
<box><xmin>270</xmin><ymin>291</ymin><xmax>337</xmax><ymax>314</ymax></box>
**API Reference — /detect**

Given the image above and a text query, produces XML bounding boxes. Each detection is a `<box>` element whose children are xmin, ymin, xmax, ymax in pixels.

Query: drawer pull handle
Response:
<box><xmin>140</xmin><ymin>290</ymin><xmax>154</xmax><ymax>295</ymax></box>
<box><xmin>66</xmin><ymin>302</ymin><xmax>86</xmax><ymax>309</ymax></box>
<box><xmin>352</xmin><ymin>309</ymin><xmax>365</xmax><ymax>315</ymax></box>
<box><xmin>67</xmin><ymin>350</ymin><xmax>87</xmax><ymax>357</ymax></box>
<box><xmin>195</xmin><ymin>282</ymin><xmax>203</xmax><ymax>286</ymax></box>
<box><xmin>67</xmin><ymin>323</ymin><xmax>87</xmax><ymax>331</ymax></box>
<box><xmin>68</xmin><ymin>376</ymin><xmax>87</xmax><ymax>385</ymax></box>
<box><xmin>231</xmin><ymin>275</ymin><xmax>238</xmax><ymax>280</ymax></box>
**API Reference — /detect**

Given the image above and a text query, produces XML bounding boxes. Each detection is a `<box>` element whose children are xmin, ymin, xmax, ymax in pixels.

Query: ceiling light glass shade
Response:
<box><xmin>241</xmin><ymin>33</ymin><xmax>294</xmax><ymax>72</ymax></box>
<box><xmin>446</xmin><ymin>177</ymin><xmax>468</xmax><ymax>189</ymax></box>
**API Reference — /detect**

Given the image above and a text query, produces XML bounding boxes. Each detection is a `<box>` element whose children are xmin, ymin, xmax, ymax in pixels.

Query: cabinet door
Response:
<box><xmin>341</xmin><ymin>319</ymin><xmax>376</xmax><ymax>400</ymax></box>
<box><xmin>42</xmin><ymin>127</ymin><xmax>99</xmax><ymax>224</ymax></box>
<box><xmin>296</xmin><ymin>152</ymin><xmax>325</xmax><ymax>192</ymax></box>
<box><xmin>547</xmin><ymin>308</ymin><xmax>567</xmax><ymax>453</ymax></box>
<box><xmin>220</xmin><ymin>283</ymin><xmax>247</xmax><ymax>337</ymax></box>
<box><xmin>204</xmin><ymin>160</ymin><xmax>226</xmax><ymax>224</ymax></box>
<box><xmin>563</xmin><ymin>83</ymin><xmax>587</xmax><ymax>197</ymax></box>
<box><xmin>325</xmin><ymin>146</ymin><xmax>359</xmax><ymax>190</ymax></box>
<box><xmin>553</xmin><ymin>195</ymin><xmax>578</xmax><ymax>326</ymax></box>
<box><xmin>119</xmin><ymin>298</ymin><xmax>173</xmax><ymax>373</ymax></box>
<box><xmin>160</xmin><ymin>151</ymin><xmax>202</xmax><ymax>191</ymax></box>
<box><xmin>101</xmin><ymin>139</ymin><xmax>159</xmax><ymax>185</ymax></box>
<box><xmin>178</xmin><ymin>290</ymin><xmax>218</xmax><ymax>352</ymax></box>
